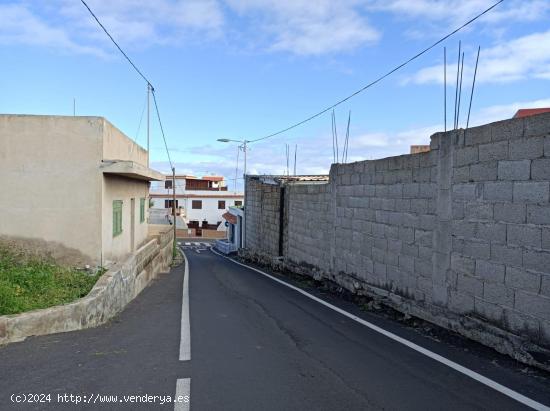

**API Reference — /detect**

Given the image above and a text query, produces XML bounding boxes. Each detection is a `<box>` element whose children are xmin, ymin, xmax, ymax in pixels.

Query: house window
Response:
<box><xmin>165</xmin><ymin>180</ymin><xmax>173</xmax><ymax>189</ymax></box>
<box><xmin>218</xmin><ymin>200</ymin><xmax>226</xmax><ymax>209</ymax></box>
<box><xmin>165</xmin><ymin>200</ymin><xmax>178</xmax><ymax>209</ymax></box>
<box><xmin>192</xmin><ymin>200</ymin><xmax>202</xmax><ymax>209</ymax></box>
<box><xmin>235</xmin><ymin>200</ymin><xmax>242</xmax><ymax>206</ymax></box>
<box><xmin>112</xmin><ymin>200</ymin><xmax>123</xmax><ymax>237</ymax></box>
<box><xmin>140</xmin><ymin>198</ymin><xmax>145</xmax><ymax>223</ymax></box>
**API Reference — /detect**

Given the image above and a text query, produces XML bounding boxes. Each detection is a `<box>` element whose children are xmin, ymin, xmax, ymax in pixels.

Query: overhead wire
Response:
<box><xmin>247</xmin><ymin>0</ymin><xmax>504</xmax><ymax>144</ymax></box>
<box><xmin>80</xmin><ymin>0</ymin><xmax>173</xmax><ymax>169</ymax></box>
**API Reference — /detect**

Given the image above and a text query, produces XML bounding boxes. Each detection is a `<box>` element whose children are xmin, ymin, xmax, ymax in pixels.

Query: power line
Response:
<box><xmin>248</xmin><ymin>0</ymin><xmax>504</xmax><ymax>144</ymax></box>
<box><xmin>80</xmin><ymin>0</ymin><xmax>153</xmax><ymax>87</ymax></box>
<box><xmin>151</xmin><ymin>89</ymin><xmax>173</xmax><ymax>169</ymax></box>
<box><xmin>80</xmin><ymin>0</ymin><xmax>174</xmax><ymax>170</ymax></box>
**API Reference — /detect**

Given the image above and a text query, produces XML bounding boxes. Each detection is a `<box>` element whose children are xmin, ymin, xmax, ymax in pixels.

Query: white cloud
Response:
<box><xmin>0</xmin><ymin>1</ymin><xmax>225</xmax><ymax>56</ymax></box>
<box><xmin>406</xmin><ymin>29</ymin><xmax>550</xmax><ymax>85</ymax></box>
<box><xmin>366</xmin><ymin>0</ymin><xmax>550</xmax><ymax>26</ymax></box>
<box><xmin>0</xmin><ymin>4</ymin><xmax>105</xmax><ymax>56</ymax></box>
<box><xmin>225</xmin><ymin>0</ymin><xmax>380</xmax><ymax>55</ymax></box>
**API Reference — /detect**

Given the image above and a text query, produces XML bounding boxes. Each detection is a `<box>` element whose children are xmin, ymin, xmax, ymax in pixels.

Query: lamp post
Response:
<box><xmin>218</xmin><ymin>138</ymin><xmax>249</xmax><ymax>249</ymax></box>
<box><xmin>217</xmin><ymin>139</ymin><xmax>249</xmax><ymax>177</ymax></box>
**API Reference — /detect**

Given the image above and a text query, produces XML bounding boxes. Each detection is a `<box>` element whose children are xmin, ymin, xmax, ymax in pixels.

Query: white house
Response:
<box><xmin>149</xmin><ymin>175</ymin><xmax>243</xmax><ymax>235</ymax></box>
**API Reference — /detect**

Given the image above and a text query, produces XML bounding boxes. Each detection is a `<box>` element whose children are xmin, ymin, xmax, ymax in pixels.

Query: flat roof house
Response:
<box><xmin>0</xmin><ymin>115</ymin><xmax>164</xmax><ymax>267</ymax></box>
<box><xmin>150</xmin><ymin>174</ymin><xmax>243</xmax><ymax>233</ymax></box>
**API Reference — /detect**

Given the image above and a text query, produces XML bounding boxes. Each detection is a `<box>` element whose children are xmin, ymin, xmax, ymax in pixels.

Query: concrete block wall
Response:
<box><xmin>244</xmin><ymin>178</ymin><xmax>281</xmax><ymax>262</ymax></box>
<box><xmin>285</xmin><ymin>183</ymin><xmax>332</xmax><ymax>277</ymax></box>
<box><xmin>447</xmin><ymin>115</ymin><xmax>550</xmax><ymax>347</ymax></box>
<box><xmin>243</xmin><ymin>112</ymin><xmax>550</xmax><ymax>366</ymax></box>
<box><xmin>331</xmin><ymin>151</ymin><xmax>438</xmax><ymax>299</ymax></box>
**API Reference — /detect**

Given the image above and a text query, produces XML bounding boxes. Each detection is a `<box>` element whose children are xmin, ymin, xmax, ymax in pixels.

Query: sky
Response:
<box><xmin>1</xmin><ymin>0</ymin><xmax>550</xmax><ymax>190</ymax></box>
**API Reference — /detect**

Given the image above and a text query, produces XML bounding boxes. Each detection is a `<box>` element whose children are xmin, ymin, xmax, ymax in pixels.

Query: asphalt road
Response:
<box><xmin>1</xmin><ymin>242</ymin><xmax>549</xmax><ymax>410</ymax></box>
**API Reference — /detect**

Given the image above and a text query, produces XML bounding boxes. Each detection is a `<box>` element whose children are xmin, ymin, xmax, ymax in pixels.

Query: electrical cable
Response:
<box><xmin>247</xmin><ymin>0</ymin><xmax>504</xmax><ymax>144</ymax></box>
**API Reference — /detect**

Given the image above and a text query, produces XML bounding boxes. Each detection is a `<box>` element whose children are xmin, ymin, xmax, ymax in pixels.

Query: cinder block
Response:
<box><xmin>464</xmin><ymin>202</ymin><xmax>493</xmax><ymax>220</ymax></box>
<box><xmin>541</xmin><ymin>274</ymin><xmax>550</xmax><ymax>297</ymax></box>
<box><xmin>531</xmin><ymin>158</ymin><xmax>550</xmax><ymax>181</ymax></box>
<box><xmin>483</xmin><ymin>181</ymin><xmax>513</xmax><ymax>201</ymax></box>
<box><xmin>470</xmin><ymin>162</ymin><xmax>498</xmax><ymax>182</ymax></box>
<box><xmin>515</xmin><ymin>290</ymin><xmax>550</xmax><ymax>319</ymax></box>
<box><xmin>414</xmin><ymin>229</ymin><xmax>432</xmax><ymax>246</ymax></box>
<box><xmin>474</xmin><ymin>298</ymin><xmax>504</xmax><ymax>323</ymax></box>
<box><xmin>494</xmin><ymin>203</ymin><xmax>526</xmax><ymax>223</ymax></box>
<box><xmin>398</xmin><ymin>254</ymin><xmax>414</xmax><ymax>273</ymax></box>
<box><xmin>463</xmin><ymin>240</ymin><xmax>491</xmax><ymax>260</ymax></box>
<box><xmin>491</xmin><ymin>117</ymin><xmax>524</xmax><ymax>142</ymax></box>
<box><xmin>483</xmin><ymin>282</ymin><xmax>514</xmax><ymax>308</ymax></box>
<box><xmin>451</xmin><ymin>253</ymin><xmax>475</xmax><ymax>275</ymax></box>
<box><xmin>452</xmin><ymin>201</ymin><xmax>464</xmax><ymax>219</ymax></box>
<box><xmin>411</xmin><ymin>199</ymin><xmax>428</xmax><ymax>214</ymax></box>
<box><xmin>452</xmin><ymin>166</ymin><xmax>470</xmax><ymax>183</ymax></box>
<box><xmin>509</xmin><ymin>137</ymin><xmax>544</xmax><ymax>160</ymax></box>
<box><xmin>454</xmin><ymin>146</ymin><xmax>478</xmax><ymax>166</ymax></box>
<box><xmin>543</xmin><ymin>228</ymin><xmax>550</xmax><ymax>251</ymax></box>
<box><xmin>465</xmin><ymin>125</ymin><xmax>492</xmax><ymax>146</ymax></box>
<box><xmin>513</xmin><ymin>182</ymin><xmax>549</xmax><ymax>203</ymax></box>
<box><xmin>524</xmin><ymin>112</ymin><xmax>550</xmax><ymax>138</ymax></box>
<box><xmin>452</xmin><ymin>220</ymin><xmax>476</xmax><ymax>238</ymax></box>
<box><xmin>476</xmin><ymin>222</ymin><xmax>506</xmax><ymax>244</ymax></box>
<box><xmin>475</xmin><ymin>259</ymin><xmax>504</xmax><ymax>283</ymax></box>
<box><xmin>490</xmin><ymin>244</ymin><xmax>523</xmax><ymax>267</ymax></box>
<box><xmin>452</xmin><ymin>183</ymin><xmax>479</xmax><ymax>200</ymax></box>
<box><xmin>505</xmin><ymin>266</ymin><xmax>541</xmax><ymax>293</ymax></box>
<box><xmin>399</xmin><ymin>226</ymin><xmax>415</xmax><ymax>244</ymax></box>
<box><xmin>527</xmin><ymin>205</ymin><xmax>550</xmax><ymax>225</ymax></box>
<box><xmin>523</xmin><ymin>249</ymin><xmax>550</xmax><ymax>273</ymax></box>
<box><xmin>457</xmin><ymin>273</ymin><xmax>484</xmax><ymax>296</ymax></box>
<box><xmin>403</xmin><ymin>183</ymin><xmax>420</xmax><ymax>198</ymax></box>
<box><xmin>479</xmin><ymin>141</ymin><xmax>509</xmax><ymax>162</ymax></box>
<box><xmin>497</xmin><ymin>160</ymin><xmax>531</xmax><ymax>181</ymax></box>
<box><xmin>503</xmin><ymin>309</ymin><xmax>540</xmax><ymax>339</ymax></box>
<box><xmin>545</xmin><ymin>136</ymin><xmax>550</xmax><ymax>157</ymax></box>
<box><xmin>507</xmin><ymin>224</ymin><xmax>542</xmax><ymax>248</ymax></box>
<box><xmin>448</xmin><ymin>290</ymin><xmax>474</xmax><ymax>314</ymax></box>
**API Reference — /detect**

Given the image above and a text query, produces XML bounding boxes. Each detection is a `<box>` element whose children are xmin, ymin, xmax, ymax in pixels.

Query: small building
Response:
<box><xmin>217</xmin><ymin>206</ymin><xmax>244</xmax><ymax>253</ymax></box>
<box><xmin>150</xmin><ymin>174</ymin><xmax>243</xmax><ymax>237</ymax></box>
<box><xmin>0</xmin><ymin>114</ymin><xmax>164</xmax><ymax>267</ymax></box>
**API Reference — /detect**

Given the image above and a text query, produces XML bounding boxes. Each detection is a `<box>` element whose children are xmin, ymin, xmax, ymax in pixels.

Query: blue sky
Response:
<box><xmin>1</xmin><ymin>0</ymin><xmax>550</xmax><ymax>188</ymax></box>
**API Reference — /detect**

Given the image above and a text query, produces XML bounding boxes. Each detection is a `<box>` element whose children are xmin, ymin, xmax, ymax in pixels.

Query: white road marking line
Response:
<box><xmin>174</xmin><ymin>378</ymin><xmax>191</xmax><ymax>411</ymax></box>
<box><xmin>210</xmin><ymin>248</ymin><xmax>550</xmax><ymax>411</ymax></box>
<box><xmin>193</xmin><ymin>242</ymin><xmax>200</xmax><ymax>246</ymax></box>
<box><xmin>185</xmin><ymin>242</ymin><xmax>191</xmax><ymax>246</ymax></box>
<box><xmin>179</xmin><ymin>250</ymin><xmax>191</xmax><ymax>361</ymax></box>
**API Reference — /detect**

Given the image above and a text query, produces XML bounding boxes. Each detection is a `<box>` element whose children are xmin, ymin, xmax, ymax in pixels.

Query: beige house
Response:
<box><xmin>0</xmin><ymin>114</ymin><xmax>164</xmax><ymax>267</ymax></box>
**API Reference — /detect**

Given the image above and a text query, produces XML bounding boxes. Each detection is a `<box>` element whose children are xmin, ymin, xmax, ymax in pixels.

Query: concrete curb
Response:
<box><xmin>0</xmin><ymin>228</ymin><xmax>174</xmax><ymax>346</ymax></box>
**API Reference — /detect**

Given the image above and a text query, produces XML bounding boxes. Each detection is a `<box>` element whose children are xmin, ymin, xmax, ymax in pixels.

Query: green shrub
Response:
<box><xmin>0</xmin><ymin>246</ymin><xmax>102</xmax><ymax>316</ymax></box>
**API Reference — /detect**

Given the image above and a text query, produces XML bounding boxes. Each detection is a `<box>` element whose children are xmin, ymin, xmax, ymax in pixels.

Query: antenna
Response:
<box><xmin>294</xmin><ymin>144</ymin><xmax>297</xmax><ymax>175</ymax></box>
<box><xmin>466</xmin><ymin>46</ymin><xmax>481</xmax><ymax>133</ymax></box>
<box><xmin>444</xmin><ymin>47</ymin><xmax>447</xmax><ymax>133</ymax></box>
<box><xmin>457</xmin><ymin>51</ymin><xmax>465</xmax><ymax>128</ymax></box>
<box><xmin>454</xmin><ymin>41</ymin><xmax>461</xmax><ymax>129</ymax></box>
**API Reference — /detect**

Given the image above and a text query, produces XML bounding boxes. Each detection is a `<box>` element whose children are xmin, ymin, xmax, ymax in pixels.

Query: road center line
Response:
<box><xmin>174</xmin><ymin>378</ymin><xmax>191</xmax><ymax>411</ymax></box>
<box><xmin>179</xmin><ymin>250</ymin><xmax>191</xmax><ymax>361</ymax></box>
<box><xmin>210</xmin><ymin>248</ymin><xmax>549</xmax><ymax>411</ymax></box>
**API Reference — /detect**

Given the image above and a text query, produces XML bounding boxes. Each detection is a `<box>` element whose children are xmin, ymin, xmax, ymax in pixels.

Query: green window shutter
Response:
<box><xmin>140</xmin><ymin>198</ymin><xmax>145</xmax><ymax>223</ymax></box>
<box><xmin>113</xmin><ymin>200</ymin><xmax>123</xmax><ymax>237</ymax></box>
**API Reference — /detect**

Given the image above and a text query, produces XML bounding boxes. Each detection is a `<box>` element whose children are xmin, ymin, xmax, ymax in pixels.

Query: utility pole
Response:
<box><xmin>147</xmin><ymin>83</ymin><xmax>151</xmax><ymax>167</ymax></box>
<box><xmin>172</xmin><ymin>167</ymin><xmax>177</xmax><ymax>256</ymax></box>
<box><xmin>243</xmin><ymin>141</ymin><xmax>248</xmax><ymax>177</ymax></box>
<box><xmin>73</xmin><ymin>98</ymin><xmax>76</xmax><ymax>116</ymax></box>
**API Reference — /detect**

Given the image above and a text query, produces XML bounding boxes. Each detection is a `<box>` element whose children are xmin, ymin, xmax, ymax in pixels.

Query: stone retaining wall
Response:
<box><xmin>0</xmin><ymin>226</ymin><xmax>174</xmax><ymax>345</ymax></box>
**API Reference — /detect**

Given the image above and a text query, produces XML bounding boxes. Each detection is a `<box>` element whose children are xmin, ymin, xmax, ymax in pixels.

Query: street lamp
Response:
<box><xmin>217</xmin><ymin>138</ymin><xmax>249</xmax><ymax>177</ymax></box>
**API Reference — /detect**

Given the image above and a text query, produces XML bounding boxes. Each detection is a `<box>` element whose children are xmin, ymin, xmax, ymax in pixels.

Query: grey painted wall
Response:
<box><xmin>244</xmin><ymin>112</ymin><xmax>550</xmax><ymax>367</ymax></box>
